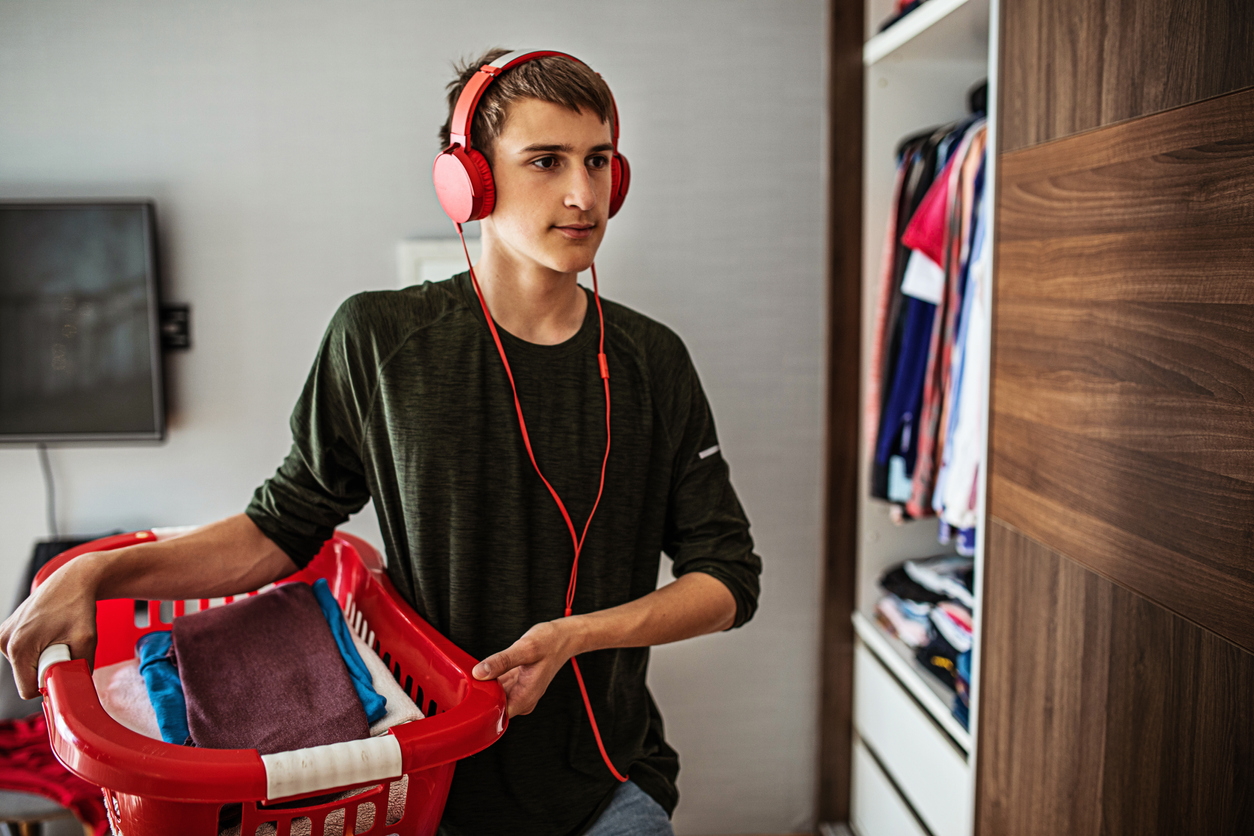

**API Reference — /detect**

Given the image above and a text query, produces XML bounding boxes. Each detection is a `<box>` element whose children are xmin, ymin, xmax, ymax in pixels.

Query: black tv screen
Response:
<box><xmin>0</xmin><ymin>202</ymin><xmax>165</xmax><ymax>441</ymax></box>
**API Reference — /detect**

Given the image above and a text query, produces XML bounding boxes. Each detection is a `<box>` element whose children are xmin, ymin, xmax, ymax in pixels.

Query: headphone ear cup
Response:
<box><xmin>432</xmin><ymin>145</ymin><xmax>496</xmax><ymax>223</ymax></box>
<box><xmin>609</xmin><ymin>152</ymin><xmax>630</xmax><ymax>218</ymax></box>
<box><xmin>466</xmin><ymin>149</ymin><xmax>495</xmax><ymax>219</ymax></box>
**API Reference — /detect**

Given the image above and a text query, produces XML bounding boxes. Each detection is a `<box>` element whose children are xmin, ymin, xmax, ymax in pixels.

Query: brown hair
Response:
<box><xmin>438</xmin><ymin>48</ymin><xmax>615</xmax><ymax>162</ymax></box>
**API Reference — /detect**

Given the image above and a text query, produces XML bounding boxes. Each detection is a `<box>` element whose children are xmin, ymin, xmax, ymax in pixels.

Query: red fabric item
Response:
<box><xmin>0</xmin><ymin>712</ymin><xmax>109</xmax><ymax>835</ymax></box>
<box><xmin>901</xmin><ymin>152</ymin><xmax>956</xmax><ymax>266</ymax></box>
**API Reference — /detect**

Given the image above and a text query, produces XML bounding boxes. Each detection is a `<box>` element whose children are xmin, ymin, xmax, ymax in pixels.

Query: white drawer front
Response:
<box><xmin>853</xmin><ymin>641</ymin><xmax>971</xmax><ymax>836</ymax></box>
<box><xmin>851</xmin><ymin>737</ymin><xmax>929</xmax><ymax>836</ymax></box>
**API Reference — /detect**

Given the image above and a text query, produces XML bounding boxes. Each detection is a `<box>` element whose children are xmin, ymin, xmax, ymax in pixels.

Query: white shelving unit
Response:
<box><xmin>850</xmin><ymin>1</ymin><xmax>998</xmax><ymax>835</ymax></box>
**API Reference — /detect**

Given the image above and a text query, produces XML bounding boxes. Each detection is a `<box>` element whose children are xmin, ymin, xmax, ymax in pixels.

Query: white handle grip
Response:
<box><xmin>261</xmin><ymin>734</ymin><xmax>403</xmax><ymax>800</ymax></box>
<box><xmin>37</xmin><ymin>643</ymin><xmax>72</xmax><ymax>689</ymax></box>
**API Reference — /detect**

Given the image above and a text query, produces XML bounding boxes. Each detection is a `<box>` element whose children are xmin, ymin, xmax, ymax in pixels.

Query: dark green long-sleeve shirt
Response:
<box><xmin>245</xmin><ymin>273</ymin><xmax>761</xmax><ymax>835</ymax></box>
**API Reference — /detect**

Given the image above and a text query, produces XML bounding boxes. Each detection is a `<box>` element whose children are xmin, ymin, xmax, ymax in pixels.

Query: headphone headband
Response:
<box><xmin>448</xmin><ymin>49</ymin><xmax>619</xmax><ymax>151</ymax></box>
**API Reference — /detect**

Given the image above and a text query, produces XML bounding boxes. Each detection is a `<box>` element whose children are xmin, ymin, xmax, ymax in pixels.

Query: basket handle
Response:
<box><xmin>37</xmin><ymin>643</ymin><xmax>72</xmax><ymax>690</ymax></box>
<box><xmin>261</xmin><ymin>734</ymin><xmax>403</xmax><ymax>800</ymax></box>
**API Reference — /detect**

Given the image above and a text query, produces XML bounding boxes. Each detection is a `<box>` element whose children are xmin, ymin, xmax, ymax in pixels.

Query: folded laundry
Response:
<box><xmin>349</xmin><ymin>627</ymin><xmax>425</xmax><ymax>736</ymax></box>
<box><xmin>311</xmin><ymin>578</ymin><xmax>387</xmax><ymax>724</ymax></box>
<box><xmin>92</xmin><ymin>658</ymin><xmax>162</xmax><ymax>741</ymax></box>
<box><xmin>896</xmin><ymin>595</ymin><xmax>932</xmax><ymax>621</ymax></box>
<box><xmin>937</xmin><ymin>600</ymin><xmax>973</xmax><ymax>631</ymax></box>
<box><xmin>172</xmin><ymin>581</ymin><xmax>369</xmax><ymax>754</ymax></box>
<box><xmin>879</xmin><ymin>565</ymin><xmax>946</xmax><ymax>605</ymax></box>
<box><xmin>903</xmin><ymin>555</ymin><xmax>974</xmax><ymax>608</ymax></box>
<box><xmin>929</xmin><ymin>606</ymin><xmax>972</xmax><ymax>653</ymax></box>
<box><xmin>94</xmin><ymin>618</ymin><xmax>423</xmax><ymax>744</ymax></box>
<box><xmin>915</xmin><ymin>633</ymin><xmax>961</xmax><ymax>690</ymax></box>
<box><xmin>136</xmin><ymin>630</ymin><xmax>190</xmax><ymax>745</ymax></box>
<box><xmin>874</xmin><ymin>594</ymin><xmax>932</xmax><ymax>648</ymax></box>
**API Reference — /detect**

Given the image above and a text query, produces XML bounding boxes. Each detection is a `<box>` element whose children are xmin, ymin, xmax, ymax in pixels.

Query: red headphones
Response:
<box><xmin>432</xmin><ymin>49</ymin><xmax>631</xmax><ymax>223</ymax></box>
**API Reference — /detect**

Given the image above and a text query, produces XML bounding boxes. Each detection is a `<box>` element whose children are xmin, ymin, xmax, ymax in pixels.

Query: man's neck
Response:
<box><xmin>471</xmin><ymin>245</ymin><xmax>588</xmax><ymax>346</ymax></box>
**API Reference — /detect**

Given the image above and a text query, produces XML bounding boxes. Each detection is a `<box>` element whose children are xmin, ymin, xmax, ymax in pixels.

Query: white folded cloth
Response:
<box><xmin>350</xmin><ymin>628</ymin><xmax>425</xmax><ymax>736</ymax></box>
<box><xmin>92</xmin><ymin>658</ymin><xmax>162</xmax><ymax>741</ymax></box>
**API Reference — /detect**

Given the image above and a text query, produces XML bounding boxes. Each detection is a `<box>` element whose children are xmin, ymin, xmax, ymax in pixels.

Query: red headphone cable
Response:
<box><xmin>456</xmin><ymin>224</ymin><xmax>629</xmax><ymax>784</ymax></box>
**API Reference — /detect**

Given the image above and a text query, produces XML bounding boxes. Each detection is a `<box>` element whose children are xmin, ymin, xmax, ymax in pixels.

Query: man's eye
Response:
<box><xmin>587</xmin><ymin>155</ymin><xmax>609</xmax><ymax>170</ymax></box>
<box><xmin>532</xmin><ymin>156</ymin><xmax>558</xmax><ymax>170</ymax></box>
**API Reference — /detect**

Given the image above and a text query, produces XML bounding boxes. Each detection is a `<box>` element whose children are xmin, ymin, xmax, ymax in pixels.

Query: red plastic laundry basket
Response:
<box><xmin>33</xmin><ymin>529</ymin><xmax>508</xmax><ymax>836</ymax></box>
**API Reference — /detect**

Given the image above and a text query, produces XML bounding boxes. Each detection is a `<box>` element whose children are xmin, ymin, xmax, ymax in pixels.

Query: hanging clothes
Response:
<box><xmin>869</xmin><ymin>125</ymin><xmax>952</xmax><ymax>500</ymax></box>
<box><xmin>869</xmin><ymin>109</ymin><xmax>990</xmax><ymax>548</ymax></box>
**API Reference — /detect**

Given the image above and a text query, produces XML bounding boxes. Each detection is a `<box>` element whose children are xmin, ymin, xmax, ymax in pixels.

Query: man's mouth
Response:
<box><xmin>555</xmin><ymin>223</ymin><xmax>595</xmax><ymax>240</ymax></box>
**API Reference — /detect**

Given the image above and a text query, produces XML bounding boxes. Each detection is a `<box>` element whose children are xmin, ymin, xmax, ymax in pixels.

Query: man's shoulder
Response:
<box><xmin>328</xmin><ymin>276</ymin><xmax>471</xmax><ymax>356</ymax></box>
<box><xmin>600</xmin><ymin>295</ymin><xmax>690</xmax><ymax>366</ymax></box>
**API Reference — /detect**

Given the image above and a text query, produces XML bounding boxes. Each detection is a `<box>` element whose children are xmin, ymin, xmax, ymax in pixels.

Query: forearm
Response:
<box><xmin>86</xmin><ymin>514</ymin><xmax>296</xmax><ymax>602</ymax></box>
<box><xmin>563</xmin><ymin>571</ymin><xmax>737</xmax><ymax>657</ymax></box>
<box><xmin>472</xmin><ymin>571</ymin><xmax>738</xmax><ymax>716</ymax></box>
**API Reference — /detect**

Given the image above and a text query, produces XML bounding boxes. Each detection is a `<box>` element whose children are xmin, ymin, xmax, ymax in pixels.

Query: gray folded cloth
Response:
<box><xmin>172</xmin><ymin>582</ymin><xmax>368</xmax><ymax>754</ymax></box>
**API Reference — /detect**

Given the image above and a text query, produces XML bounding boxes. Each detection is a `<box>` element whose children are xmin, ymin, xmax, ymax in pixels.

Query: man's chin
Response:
<box><xmin>543</xmin><ymin>251</ymin><xmax>598</xmax><ymax>276</ymax></box>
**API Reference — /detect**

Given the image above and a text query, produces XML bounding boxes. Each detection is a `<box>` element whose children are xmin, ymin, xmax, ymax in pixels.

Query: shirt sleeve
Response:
<box><xmin>246</xmin><ymin>297</ymin><xmax>377</xmax><ymax>568</ymax></box>
<box><xmin>661</xmin><ymin>347</ymin><xmax>762</xmax><ymax>629</ymax></box>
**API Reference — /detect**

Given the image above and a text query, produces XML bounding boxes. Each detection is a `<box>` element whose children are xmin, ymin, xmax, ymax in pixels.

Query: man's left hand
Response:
<box><xmin>473</xmin><ymin>620</ymin><xmax>579</xmax><ymax>718</ymax></box>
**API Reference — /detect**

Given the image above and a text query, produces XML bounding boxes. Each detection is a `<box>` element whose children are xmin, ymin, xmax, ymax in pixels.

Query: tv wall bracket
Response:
<box><xmin>159</xmin><ymin>304</ymin><xmax>191</xmax><ymax>350</ymax></box>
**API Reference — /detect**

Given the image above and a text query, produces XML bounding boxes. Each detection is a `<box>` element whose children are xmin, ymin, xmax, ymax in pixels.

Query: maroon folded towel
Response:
<box><xmin>171</xmin><ymin>582</ymin><xmax>369</xmax><ymax>754</ymax></box>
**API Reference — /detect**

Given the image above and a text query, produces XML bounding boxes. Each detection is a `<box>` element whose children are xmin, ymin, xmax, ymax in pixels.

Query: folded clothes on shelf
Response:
<box><xmin>874</xmin><ymin>554</ymin><xmax>977</xmax><ymax>730</ymax></box>
<box><xmin>904</xmin><ymin>555</ymin><xmax>974</xmax><ymax>608</ymax></box>
<box><xmin>875</xmin><ymin>594</ymin><xmax>932</xmax><ymax>648</ymax></box>
<box><xmin>929</xmin><ymin>605</ymin><xmax>972</xmax><ymax>653</ymax></box>
<box><xmin>880</xmin><ymin>564</ymin><xmax>947</xmax><ymax>605</ymax></box>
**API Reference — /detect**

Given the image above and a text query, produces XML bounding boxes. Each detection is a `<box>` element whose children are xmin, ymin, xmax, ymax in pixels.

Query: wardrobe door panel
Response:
<box><xmin>982</xmin><ymin>3</ymin><xmax>1254</xmax><ymax>832</ymax></box>
<box><xmin>999</xmin><ymin>0</ymin><xmax>1254</xmax><ymax>152</ymax></box>
<box><xmin>977</xmin><ymin>521</ymin><xmax>1254</xmax><ymax>836</ymax></box>
<box><xmin>990</xmin><ymin>84</ymin><xmax>1254</xmax><ymax>654</ymax></box>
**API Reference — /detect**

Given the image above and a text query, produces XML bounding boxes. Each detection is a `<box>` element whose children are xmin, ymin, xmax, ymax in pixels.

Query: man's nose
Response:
<box><xmin>564</xmin><ymin>166</ymin><xmax>596</xmax><ymax>211</ymax></box>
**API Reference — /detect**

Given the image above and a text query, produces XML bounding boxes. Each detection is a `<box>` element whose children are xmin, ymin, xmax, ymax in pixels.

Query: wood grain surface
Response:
<box><xmin>999</xmin><ymin>0</ymin><xmax>1254</xmax><ymax>152</ymax></box>
<box><xmin>817</xmin><ymin>0</ymin><xmax>864</xmax><ymax>823</ymax></box>
<box><xmin>976</xmin><ymin>520</ymin><xmax>1254</xmax><ymax>836</ymax></box>
<box><xmin>990</xmin><ymin>85</ymin><xmax>1254</xmax><ymax>653</ymax></box>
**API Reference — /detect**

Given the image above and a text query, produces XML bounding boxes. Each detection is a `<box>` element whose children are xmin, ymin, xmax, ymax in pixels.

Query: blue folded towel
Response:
<box><xmin>135</xmin><ymin>630</ymin><xmax>190</xmax><ymax>745</ymax></box>
<box><xmin>310</xmin><ymin>578</ymin><xmax>387</xmax><ymax>724</ymax></box>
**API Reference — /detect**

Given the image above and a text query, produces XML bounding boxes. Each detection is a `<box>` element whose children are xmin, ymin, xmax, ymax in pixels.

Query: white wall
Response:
<box><xmin>0</xmin><ymin>2</ymin><xmax>827</xmax><ymax>832</ymax></box>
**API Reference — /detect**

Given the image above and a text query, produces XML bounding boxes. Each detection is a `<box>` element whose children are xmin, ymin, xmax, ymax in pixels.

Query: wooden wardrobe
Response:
<box><xmin>819</xmin><ymin>1</ymin><xmax>1254</xmax><ymax>833</ymax></box>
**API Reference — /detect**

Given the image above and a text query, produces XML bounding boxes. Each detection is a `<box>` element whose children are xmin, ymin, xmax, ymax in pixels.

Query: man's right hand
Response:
<box><xmin>0</xmin><ymin>514</ymin><xmax>298</xmax><ymax>701</ymax></box>
<box><xmin>0</xmin><ymin>554</ymin><xmax>102</xmax><ymax>700</ymax></box>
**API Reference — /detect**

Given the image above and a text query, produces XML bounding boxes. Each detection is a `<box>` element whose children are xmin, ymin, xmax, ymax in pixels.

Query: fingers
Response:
<box><xmin>472</xmin><ymin>649</ymin><xmax>511</xmax><ymax>682</ymax></box>
<box><xmin>1</xmin><ymin>580</ymin><xmax>99</xmax><ymax>700</ymax></box>
<box><xmin>474</xmin><ymin>633</ymin><xmax>542</xmax><ymax>681</ymax></box>
<box><xmin>6</xmin><ymin>627</ymin><xmax>96</xmax><ymax>700</ymax></box>
<box><xmin>499</xmin><ymin>669</ymin><xmax>542</xmax><ymax>718</ymax></box>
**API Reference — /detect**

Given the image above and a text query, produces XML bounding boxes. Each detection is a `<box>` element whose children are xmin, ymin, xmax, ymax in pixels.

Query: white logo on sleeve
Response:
<box><xmin>698</xmin><ymin>445</ymin><xmax>720</xmax><ymax>460</ymax></box>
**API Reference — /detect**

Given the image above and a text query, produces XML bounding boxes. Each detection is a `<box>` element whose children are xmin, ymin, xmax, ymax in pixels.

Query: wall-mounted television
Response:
<box><xmin>0</xmin><ymin>201</ymin><xmax>165</xmax><ymax>442</ymax></box>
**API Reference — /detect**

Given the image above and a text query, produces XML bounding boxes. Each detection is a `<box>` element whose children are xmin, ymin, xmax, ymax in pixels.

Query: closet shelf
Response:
<box><xmin>864</xmin><ymin>0</ymin><xmax>989</xmax><ymax>66</ymax></box>
<box><xmin>852</xmin><ymin>610</ymin><xmax>972</xmax><ymax>753</ymax></box>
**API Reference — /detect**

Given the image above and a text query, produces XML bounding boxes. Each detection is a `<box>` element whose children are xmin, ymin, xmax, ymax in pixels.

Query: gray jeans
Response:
<box><xmin>584</xmin><ymin>781</ymin><xmax>674</xmax><ymax>836</ymax></box>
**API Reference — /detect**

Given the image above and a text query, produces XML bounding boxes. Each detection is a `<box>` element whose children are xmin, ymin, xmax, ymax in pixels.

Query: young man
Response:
<box><xmin>0</xmin><ymin>49</ymin><xmax>761</xmax><ymax>835</ymax></box>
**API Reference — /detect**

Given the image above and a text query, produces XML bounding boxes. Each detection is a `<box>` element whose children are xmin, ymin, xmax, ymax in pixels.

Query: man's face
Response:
<box><xmin>482</xmin><ymin>97</ymin><xmax>614</xmax><ymax>276</ymax></box>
